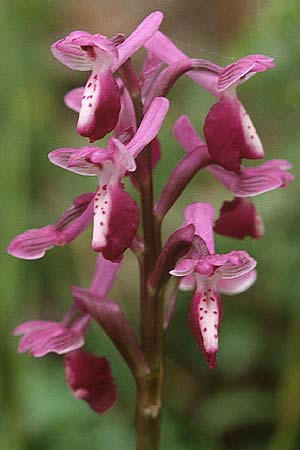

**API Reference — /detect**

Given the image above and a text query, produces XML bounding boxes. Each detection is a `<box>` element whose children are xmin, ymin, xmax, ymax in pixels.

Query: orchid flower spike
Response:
<box><xmin>49</xmin><ymin>97</ymin><xmax>169</xmax><ymax>260</ymax></box>
<box><xmin>51</xmin><ymin>12</ymin><xmax>163</xmax><ymax>142</ymax></box>
<box><xmin>170</xmin><ymin>203</ymin><xmax>257</xmax><ymax>368</ymax></box>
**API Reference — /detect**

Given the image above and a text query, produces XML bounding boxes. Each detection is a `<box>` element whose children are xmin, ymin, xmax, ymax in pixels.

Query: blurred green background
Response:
<box><xmin>1</xmin><ymin>1</ymin><xmax>300</xmax><ymax>449</ymax></box>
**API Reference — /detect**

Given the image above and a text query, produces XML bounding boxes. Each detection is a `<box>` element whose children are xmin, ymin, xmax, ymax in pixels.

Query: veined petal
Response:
<box><xmin>114</xmin><ymin>11</ymin><xmax>164</xmax><ymax>69</ymax></box>
<box><xmin>8</xmin><ymin>194</ymin><xmax>94</xmax><ymax>260</ymax></box>
<box><xmin>169</xmin><ymin>258</ymin><xmax>196</xmax><ymax>277</ymax></box>
<box><xmin>51</xmin><ymin>31</ymin><xmax>118</xmax><ymax>71</ymax></box>
<box><xmin>189</xmin><ymin>284</ymin><xmax>222</xmax><ymax>369</ymax></box>
<box><xmin>214</xmin><ymin>250</ymin><xmax>257</xmax><ymax>279</ymax></box>
<box><xmin>64</xmin><ymin>349</ymin><xmax>117</xmax><ymax>414</ymax></box>
<box><xmin>92</xmin><ymin>182</ymin><xmax>139</xmax><ymax>261</ymax></box>
<box><xmin>183</xmin><ymin>203</ymin><xmax>215</xmax><ymax>254</ymax></box>
<box><xmin>214</xmin><ymin>197</ymin><xmax>264</xmax><ymax>239</ymax></box>
<box><xmin>204</xmin><ymin>95</ymin><xmax>264</xmax><ymax>172</ymax></box>
<box><xmin>218</xmin><ymin>269</ymin><xmax>257</xmax><ymax>295</ymax></box>
<box><xmin>126</xmin><ymin>97</ymin><xmax>169</xmax><ymax>158</ymax></box>
<box><xmin>14</xmin><ymin>314</ymin><xmax>90</xmax><ymax>357</ymax></box>
<box><xmin>49</xmin><ymin>147</ymin><xmax>100</xmax><ymax>176</ymax></box>
<box><xmin>218</xmin><ymin>54</ymin><xmax>275</xmax><ymax>92</ymax></box>
<box><xmin>173</xmin><ymin>115</ymin><xmax>206</xmax><ymax>154</ymax></box>
<box><xmin>64</xmin><ymin>87</ymin><xmax>85</xmax><ymax>113</ymax></box>
<box><xmin>77</xmin><ymin>65</ymin><xmax>121</xmax><ymax>142</ymax></box>
<box><xmin>7</xmin><ymin>226</ymin><xmax>59</xmax><ymax>260</ymax></box>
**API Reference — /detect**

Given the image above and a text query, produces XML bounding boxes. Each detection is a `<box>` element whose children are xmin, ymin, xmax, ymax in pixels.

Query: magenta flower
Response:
<box><xmin>64</xmin><ymin>349</ymin><xmax>117</xmax><ymax>414</ymax></box>
<box><xmin>214</xmin><ymin>197</ymin><xmax>264</xmax><ymax>240</ymax></box>
<box><xmin>170</xmin><ymin>203</ymin><xmax>257</xmax><ymax>368</ymax></box>
<box><xmin>203</xmin><ymin>55</ymin><xmax>275</xmax><ymax>171</ymax></box>
<box><xmin>7</xmin><ymin>193</ymin><xmax>94</xmax><ymax>260</ymax></box>
<box><xmin>145</xmin><ymin>34</ymin><xmax>274</xmax><ymax>171</ymax></box>
<box><xmin>49</xmin><ymin>97</ymin><xmax>169</xmax><ymax>260</ymax></box>
<box><xmin>14</xmin><ymin>310</ymin><xmax>90</xmax><ymax>357</ymax></box>
<box><xmin>51</xmin><ymin>12</ymin><xmax>163</xmax><ymax>142</ymax></box>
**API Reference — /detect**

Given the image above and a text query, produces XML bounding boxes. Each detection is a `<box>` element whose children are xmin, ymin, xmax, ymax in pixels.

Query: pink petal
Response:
<box><xmin>51</xmin><ymin>31</ymin><xmax>117</xmax><ymax>71</ymax></box>
<box><xmin>126</xmin><ymin>97</ymin><xmax>169</xmax><ymax>158</ymax></box>
<box><xmin>90</xmin><ymin>254</ymin><xmax>121</xmax><ymax>296</ymax></box>
<box><xmin>49</xmin><ymin>147</ymin><xmax>99</xmax><ymax>176</ymax></box>
<box><xmin>183</xmin><ymin>202</ymin><xmax>215</xmax><ymax>254</ymax></box>
<box><xmin>8</xmin><ymin>195</ymin><xmax>94</xmax><ymax>260</ymax></box>
<box><xmin>179</xmin><ymin>273</ymin><xmax>196</xmax><ymax>291</ymax></box>
<box><xmin>92</xmin><ymin>182</ymin><xmax>139</xmax><ymax>261</ymax></box>
<box><xmin>14</xmin><ymin>316</ymin><xmax>89</xmax><ymax>357</ymax></box>
<box><xmin>77</xmin><ymin>66</ymin><xmax>120</xmax><ymax>142</ymax></box>
<box><xmin>144</xmin><ymin>31</ymin><xmax>221</xmax><ymax>96</ymax></box>
<box><xmin>64</xmin><ymin>349</ymin><xmax>117</xmax><ymax>414</ymax></box>
<box><xmin>214</xmin><ymin>197</ymin><xmax>264</xmax><ymax>239</ymax></box>
<box><xmin>213</xmin><ymin>250</ymin><xmax>257</xmax><ymax>279</ymax></box>
<box><xmin>7</xmin><ymin>225</ymin><xmax>59</xmax><ymax>260</ymax></box>
<box><xmin>114</xmin><ymin>11</ymin><xmax>164</xmax><ymax>69</ymax></box>
<box><xmin>140</xmin><ymin>51</ymin><xmax>163</xmax><ymax>99</ymax></box>
<box><xmin>114</xmin><ymin>79</ymin><xmax>137</xmax><ymax>144</ymax></box>
<box><xmin>170</xmin><ymin>258</ymin><xmax>196</xmax><ymax>277</ymax></box>
<box><xmin>173</xmin><ymin>115</ymin><xmax>206</xmax><ymax>153</ymax></box>
<box><xmin>64</xmin><ymin>87</ymin><xmax>84</xmax><ymax>113</ymax></box>
<box><xmin>218</xmin><ymin>54</ymin><xmax>275</xmax><ymax>92</ymax></box>
<box><xmin>189</xmin><ymin>287</ymin><xmax>222</xmax><ymax>369</ymax></box>
<box><xmin>204</xmin><ymin>95</ymin><xmax>264</xmax><ymax>172</ymax></box>
<box><xmin>218</xmin><ymin>270</ymin><xmax>257</xmax><ymax>295</ymax></box>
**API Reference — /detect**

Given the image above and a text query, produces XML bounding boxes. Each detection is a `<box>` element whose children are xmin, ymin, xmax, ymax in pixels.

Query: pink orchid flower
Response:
<box><xmin>8</xmin><ymin>193</ymin><xmax>94</xmax><ymax>260</ymax></box>
<box><xmin>145</xmin><ymin>33</ymin><xmax>274</xmax><ymax>171</ymax></box>
<box><xmin>172</xmin><ymin>115</ymin><xmax>294</xmax><ymax>196</ymax></box>
<box><xmin>51</xmin><ymin>12</ymin><xmax>163</xmax><ymax>142</ymax></box>
<box><xmin>49</xmin><ymin>97</ymin><xmax>169</xmax><ymax>261</ymax></box>
<box><xmin>170</xmin><ymin>203</ymin><xmax>257</xmax><ymax>369</ymax></box>
<box><xmin>203</xmin><ymin>55</ymin><xmax>275</xmax><ymax>171</ymax></box>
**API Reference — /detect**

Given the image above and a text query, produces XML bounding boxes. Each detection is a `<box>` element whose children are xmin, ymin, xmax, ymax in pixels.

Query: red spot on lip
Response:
<box><xmin>94</xmin><ymin>75</ymin><xmax>98</xmax><ymax>80</ymax></box>
<box><xmin>210</xmin><ymin>297</ymin><xmax>215</xmax><ymax>301</ymax></box>
<box><xmin>203</xmin><ymin>328</ymin><xmax>207</xmax><ymax>332</ymax></box>
<box><xmin>200</xmin><ymin>316</ymin><xmax>203</xmax><ymax>320</ymax></box>
<box><xmin>100</xmin><ymin>222</ymin><xmax>103</xmax><ymax>226</ymax></box>
<box><xmin>95</xmin><ymin>205</ymin><xmax>98</xmax><ymax>208</ymax></box>
<box><xmin>102</xmin><ymin>185</ymin><xmax>107</xmax><ymax>190</ymax></box>
<box><xmin>213</xmin><ymin>311</ymin><xmax>217</xmax><ymax>314</ymax></box>
<box><xmin>88</xmin><ymin>103</ymin><xmax>92</xmax><ymax>107</ymax></box>
<box><xmin>200</xmin><ymin>307</ymin><xmax>203</xmax><ymax>311</ymax></box>
<box><xmin>102</xmin><ymin>211</ymin><xmax>106</xmax><ymax>215</ymax></box>
<box><xmin>87</xmin><ymin>82</ymin><xmax>92</xmax><ymax>88</ymax></box>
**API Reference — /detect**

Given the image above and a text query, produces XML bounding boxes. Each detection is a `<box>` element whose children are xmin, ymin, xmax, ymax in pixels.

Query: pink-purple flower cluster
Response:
<box><xmin>8</xmin><ymin>11</ymin><xmax>293</xmax><ymax>415</ymax></box>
